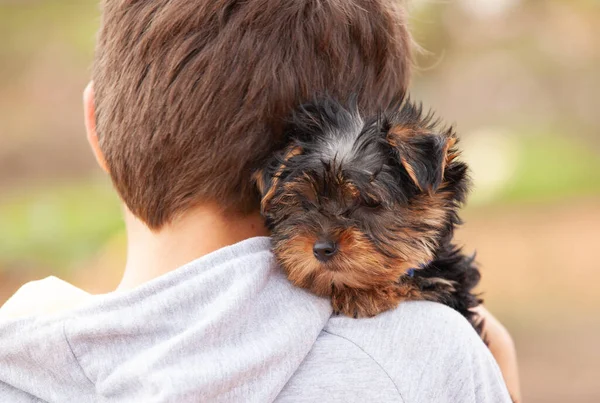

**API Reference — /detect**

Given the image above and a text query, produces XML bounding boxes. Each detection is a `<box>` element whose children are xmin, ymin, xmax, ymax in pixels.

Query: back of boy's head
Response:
<box><xmin>93</xmin><ymin>0</ymin><xmax>413</xmax><ymax>229</ymax></box>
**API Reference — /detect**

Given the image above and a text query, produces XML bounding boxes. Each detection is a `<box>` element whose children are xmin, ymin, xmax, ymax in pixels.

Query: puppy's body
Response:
<box><xmin>256</xmin><ymin>97</ymin><xmax>482</xmax><ymax>330</ymax></box>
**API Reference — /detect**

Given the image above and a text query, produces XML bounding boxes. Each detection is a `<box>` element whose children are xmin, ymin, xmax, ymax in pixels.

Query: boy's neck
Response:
<box><xmin>118</xmin><ymin>203</ymin><xmax>269</xmax><ymax>290</ymax></box>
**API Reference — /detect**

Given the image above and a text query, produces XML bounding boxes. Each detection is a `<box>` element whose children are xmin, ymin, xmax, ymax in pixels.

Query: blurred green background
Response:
<box><xmin>0</xmin><ymin>1</ymin><xmax>599</xmax><ymax>401</ymax></box>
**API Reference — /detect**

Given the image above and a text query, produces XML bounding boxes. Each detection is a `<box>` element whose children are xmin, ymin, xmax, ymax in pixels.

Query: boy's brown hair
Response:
<box><xmin>93</xmin><ymin>0</ymin><xmax>412</xmax><ymax>229</ymax></box>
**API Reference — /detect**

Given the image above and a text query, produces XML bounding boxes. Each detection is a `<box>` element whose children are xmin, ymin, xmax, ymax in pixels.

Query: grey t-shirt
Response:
<box><xmin>0</xmin><ymin>237</ymin><xmax>511</xmax><ymax>402</ymax></box>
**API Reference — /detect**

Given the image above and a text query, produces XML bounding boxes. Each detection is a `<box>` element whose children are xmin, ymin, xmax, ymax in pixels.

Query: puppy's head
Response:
<box><xmin>255</xmin><ymin>96</ymin><xmax>469</xmax><ymax>296</ymax></box>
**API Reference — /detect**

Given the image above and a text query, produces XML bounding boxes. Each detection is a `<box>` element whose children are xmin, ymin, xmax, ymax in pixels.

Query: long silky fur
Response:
<box><xmin>256</xmin><ymin>94</ymin><xmax>484</xmax><ymax>334</ymax></box>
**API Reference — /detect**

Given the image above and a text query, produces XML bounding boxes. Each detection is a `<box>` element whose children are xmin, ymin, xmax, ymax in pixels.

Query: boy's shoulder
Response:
<box><xmin>278</xmin><ymin>301</ymin><xmax>512</xmax><ymax>403</ymax></box>
<box><xmin>324</xmin><ymin>299</ymin><xmax>475</xmax><ymax>342</ymax></box>
<box><xmin>0</xmin><ymin>276</ymin><xmax>91</xmax><ymax>320</ymax></box>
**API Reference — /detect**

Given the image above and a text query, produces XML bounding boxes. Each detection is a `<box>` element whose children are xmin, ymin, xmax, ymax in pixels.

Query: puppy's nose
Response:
<box><xmin>313</xmin><ymin>240</ymin><xmax>338</xmax><ymax>262</ymax></box>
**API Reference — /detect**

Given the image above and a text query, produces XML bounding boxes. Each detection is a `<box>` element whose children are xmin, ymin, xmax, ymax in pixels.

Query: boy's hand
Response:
<box><xmin>0</xmin><ymin>276</ymin><xmax>91</xmax><ymax>320</ymax></box>
<box><xmin>475</xmin><ymin>305</ymin><xmax>521</xmax><ymax>402</ymax></box>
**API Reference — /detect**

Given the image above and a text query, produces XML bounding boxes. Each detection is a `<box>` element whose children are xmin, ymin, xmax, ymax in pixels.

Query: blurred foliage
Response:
<box><xmin>500</xmin><ymin>131</ymin><xmax>600</xmax><ymax>202</ymax></box>
<box><xmin>0</xmin><ymin>179</ymin><xmax>122</xmax><ymax>275</ymax></box>
<box><xmin>0</xmin><ymin>1</ymin><xmax>97</xmax><ymax>56</ymax></box>
<box><xmin>0</xmin><ymin>0</ymin><xmax>599</xmax><ymax>274</ymax></box>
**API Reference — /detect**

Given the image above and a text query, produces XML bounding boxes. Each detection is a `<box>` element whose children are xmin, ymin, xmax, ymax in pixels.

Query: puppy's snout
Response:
<box><xmin>313</xmin><ymin>240</ymin><xmax>338</xmax><ymax>262</ymax></box>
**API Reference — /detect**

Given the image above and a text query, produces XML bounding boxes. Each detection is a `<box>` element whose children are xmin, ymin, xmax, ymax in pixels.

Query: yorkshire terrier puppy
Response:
<box><xmin>255</xmin><ymin>96</ymin><xmax>482</xmax><ymax>331</ymax></box>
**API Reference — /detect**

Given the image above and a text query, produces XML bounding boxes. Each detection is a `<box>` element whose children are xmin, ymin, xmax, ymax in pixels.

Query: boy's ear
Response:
<box><xmin>254</xmin><ymin>145</ymin><xmax>303</xmax><ymax>214</ymax></box>
<box><xmin>387</xmin><ymin>125</ymin><xmax>456</xmax><ymax>192</ymax></box>
<box><xmin>83</xmin><ymin>81</ymin><xmax>109</xmax><ymax>173</ymax></box>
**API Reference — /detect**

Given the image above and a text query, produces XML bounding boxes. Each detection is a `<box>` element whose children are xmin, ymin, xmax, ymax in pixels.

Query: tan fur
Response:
<box><xmin>400</xmin><ymin>156</ymin><xmax>422</xmax><ymax>191</ymax></box>
<box><xmin>260</xmin><ymin>146</ymin><xmax>302</xmax><ymax>212</ymax></box>
<box><xmin>329</xmin><ymin>276</ymin><xmax>459</xmax><ymax>318</ymax></box>
<box><xmin>388</xmin><ymin>126</ymin><xmax>414</xmax><ymax>143</ymax></box>
<box><xmin>388</xmin><ymin>124</ymin><xmax>458</xmax><ymax>192</ymax></box>
<box><xmin>275</xmin><ymin>228</ymin><xmax>406</xmax><ymax>296</ymax></box>
<box><xmin>440</xmin><ymin>136</ymin><xmax>457</xmax><ymax>175</ymax></box>
<box><xmin>343</xmin><ymin>182</ymin><xmax>361</xmax><ymax>200</ymax></box>
<box><xmin>268</xmin><ymin>153</ymin><xmax>466</xmax><ymax>317</ymax></box>
<box><xmin>267</xmin><ymin>121</ymin><xmax>467</xmax><ymax>318</ymax></box>
<box><xmin>282</xmin><ymin>174</ymin><xmax>319</xmax><ymax>204</ymax></box>
<box><xmin>331</xmin><ymin>283</ymin><xmax>420</xmax><ymax>317</ymax></box>
<box><xmin>273</xmin><ymin>216</ymin><xmax>451</xmax><ymax>317</ymax></box>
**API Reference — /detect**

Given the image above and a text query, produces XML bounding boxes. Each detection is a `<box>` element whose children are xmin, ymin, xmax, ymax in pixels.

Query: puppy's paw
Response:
<box><xmin>414</xmin><ymin>277</ymin><xmax>458</xmax><ymax>302</ymax></box>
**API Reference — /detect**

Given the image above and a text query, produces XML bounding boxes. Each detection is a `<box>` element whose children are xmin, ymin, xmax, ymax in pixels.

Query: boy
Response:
<box><xmin>0</xmin><ymin>1</ymin><xmax>517</xmax><ymax>401</ymax></box>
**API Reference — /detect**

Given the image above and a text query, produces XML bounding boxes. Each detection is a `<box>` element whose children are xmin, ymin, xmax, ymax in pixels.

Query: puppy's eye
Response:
<box><xmin>363</xmin><ymin>199</ymin><xmax>381</xmax><ymax>209</ymax></box>
<box><xmin>341</xmin><ymin>207</ymin><xmax>357</xmax><ymax>218</ymax></box>
<box><xmin>300</xmin><ymin>199</ymin><xmax>313</xmax><ymax>211</ymax></box>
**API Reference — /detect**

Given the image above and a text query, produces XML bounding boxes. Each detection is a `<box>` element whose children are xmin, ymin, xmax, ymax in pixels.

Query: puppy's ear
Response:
<box><xmin>387</xmin><ymin>125</ymin><xmax>456</xmax><ymax>193</ymax></box>
<box><xmin>254</xmin><ymin>145</ymin><xmax>303</xmax><ymax>214</ymax></box>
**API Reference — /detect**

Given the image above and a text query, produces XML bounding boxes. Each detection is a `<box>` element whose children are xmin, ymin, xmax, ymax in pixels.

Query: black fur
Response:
<box><xmin>257</xmin><ymin>95</ymin><xmax>483</xmax><ymax>333</ymax></box>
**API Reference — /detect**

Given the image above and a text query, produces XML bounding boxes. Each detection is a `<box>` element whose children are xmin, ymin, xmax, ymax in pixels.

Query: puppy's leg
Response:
<box><xmin>404</xmin><ymin>275</ymin><xmax>485</xmax><ymax>334</ymax></box>
<box><xmin>331</xmin><ymin>283</ymin><xmax>422</xmax><ymax>318</ymax></box>
<box><xmin>408</xmin><ymin>276</ymin><xmax>458</xmax><ymax>303</ymax></box>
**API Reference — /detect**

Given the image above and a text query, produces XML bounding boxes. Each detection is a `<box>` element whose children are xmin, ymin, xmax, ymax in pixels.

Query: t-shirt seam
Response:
<box><xmin>62</xmin><ymin>320</ymin><xmax>95</xmax><ymax>389</ymax></box>
<box><xmin>321</xmin><ymin>329</ymin><xmax>406</xmax><ymax>403</ymax></box>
